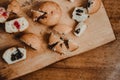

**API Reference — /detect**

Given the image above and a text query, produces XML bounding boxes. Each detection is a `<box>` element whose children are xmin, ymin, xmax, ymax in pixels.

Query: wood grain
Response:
<box><xmin>15</xmin><ymin>0</ymin><xmax>120</xmax><ymax>80</ymax></box>
<box><xmin>0</xmin><ymin>0</ymin><xmax>116</xmax><ymax>80</ymax></box>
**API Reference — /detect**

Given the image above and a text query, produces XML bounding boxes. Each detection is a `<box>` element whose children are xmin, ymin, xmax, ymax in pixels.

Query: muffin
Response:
<box><xmin>2</xmin><ymin>47</ymin><xmax>26</xmax><ymax>64</ymax></box>
<box><xmin>87</xmin><ymin>0</ymin><xmax>101</xmax><ymax>14</ymax></box>
<box><xmin>5</xmin><ymin>17</ymin><xmax>29</xmax><ymax>33</ymax></box>
<box><xmin>31</xmin><ymin>1</ymin><xmax>62</xmax><ymax>26</ymax></box>
<box><xmin>20</xmin><ymin>33</ymin><xmax>41</xmax><ymax>50</ymax></box>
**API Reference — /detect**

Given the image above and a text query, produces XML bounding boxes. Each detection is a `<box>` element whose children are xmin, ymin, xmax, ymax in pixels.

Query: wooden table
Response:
<box><xmin>15</xmin><ymin>0</ymin><xmax>120</xmax><ymax>80</ymax></box>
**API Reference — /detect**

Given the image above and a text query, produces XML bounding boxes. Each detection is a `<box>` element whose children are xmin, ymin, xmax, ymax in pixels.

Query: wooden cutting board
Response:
<box><xmin>0</xmin><ymin>0</ymin><xmax>115</xmax><ymax>80</ymax></box>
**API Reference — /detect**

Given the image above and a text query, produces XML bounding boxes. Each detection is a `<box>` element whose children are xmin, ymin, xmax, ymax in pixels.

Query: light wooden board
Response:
<box><xmin>0</xmin><ymin>0</ymin><xmax>115</xmax><ymax>80</ymax></box>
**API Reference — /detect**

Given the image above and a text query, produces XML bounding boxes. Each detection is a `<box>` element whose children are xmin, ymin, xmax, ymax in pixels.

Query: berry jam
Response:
<box><xmin>14</xmin><ymin>21</ymin><xmax>20</xmax><ymax>29</ymax></box>
<box><xmin>2</xmin><ymin>12</ymin><xmax>7</xmax><ymax>17</ymax></box>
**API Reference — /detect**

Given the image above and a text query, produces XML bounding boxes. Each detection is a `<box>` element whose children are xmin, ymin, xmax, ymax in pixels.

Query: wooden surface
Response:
<box><xmin>0</xmin><ymin>0</ymin><xmax>116</xmax><ymax>80</ymax></box>
<box><xmin>15</xmin><ymin>0</ymin><xmax>120</xmax><ymax>80</ymax></box>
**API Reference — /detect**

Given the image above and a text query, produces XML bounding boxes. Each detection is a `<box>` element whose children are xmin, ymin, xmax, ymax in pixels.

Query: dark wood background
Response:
<box><xmin>15</xmin><ymin>0</ymin><xmax>120</xmax><ymax>80</ymax></box>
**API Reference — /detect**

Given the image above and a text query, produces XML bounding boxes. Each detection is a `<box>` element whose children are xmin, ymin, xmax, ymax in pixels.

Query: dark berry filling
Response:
<box><xmin>36</xmin><ymin>11</ymin><xmax>47</xmax><ymax>22</ymax></box>
<box><xmin>75</xmin><ymin>28</ymin><xmax>80</xmax><ymax>34</ymax></box>
<box><xmin>76</xmin><ymin>9</ymin><xmax>83</xmax><ymax>13</ymax></box>
<box><xmin>48</xmin><ymin>42</ymin><xmax>59</xmax><ymax>50</ymax></box>
<box><xmin>64</xmin><ymin>40</ymin><xmax>69</xmax><ymax>49</ymax></box>
<box><xmin>87</xmin><ymin>1</ymin><xmax>93</xmax><ymax>8</ymax></box>
<box><xmin>75</xmin><ymin>9</ymin><xmax>84</xmax><ymax>16</ymax></box>
<box><xmin>76</xmin><ymin>13</ymin><xmax>81</xmax><ymax>16</ymax></box>
<box><xmin>11</xmin><ymin>48</ymin><xmax>23</xmax><ymax>61</ymax></box>
<box><xmin>14</xmin><ymin>21</ymin><xmax>20</xmax><ymax>29</ymax></box>
<box><xmin>60</xmin><ymin>43</ymin><xmax>63</xmax><ymax>48</ymax></box>
<box><xmin>2</xmin><ymin>12</ymin><xmax>7</xmax><ymax>17</ymax></box>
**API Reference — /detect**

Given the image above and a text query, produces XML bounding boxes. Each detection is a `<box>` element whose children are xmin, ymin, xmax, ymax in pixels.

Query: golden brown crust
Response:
<box><xmin>48</xmin><ymin>33</ymin><xmax>79</xmax><ymax>54</ymax></box>
<box><xmin>68</xmin><ymin>40</ymin><xmax>79</xmax><ymax>51</ymax></box>
<box><xmin>49</xmin><ymin>33</ymin><xmax>62</xmax><ymax>45</ymax></box>
<box><xmin>20</xmin><ymin>33</ymin><xmax>41</xmax><ymax>50</ymax></box>
<box><xmin>7</xmin><ymin>0</ymin><xmax>21</xmax><ymax>14</ymax></box>
<box><xmin>38</xmin><ymin>1</ymin><xmax>62</xmax><ymax>26</ymax></box>
<box><xmin>55</xmin><ymin>42</ymin><xmax>68</xmax><ymax>54</ymax></box>
<box><xmin>88</xmin><ymin>0</ymin><xmax>101</xmax><ymax>14</ymax></box>
<box><xmin>53</xmin><ymin>24</ymin><xmax>72</xmax><ymax>35</ymax></box>
<box><xmin>31</xmin><ymin>10</ymin><xmax>44</xmax><ymax>21</ymax></box>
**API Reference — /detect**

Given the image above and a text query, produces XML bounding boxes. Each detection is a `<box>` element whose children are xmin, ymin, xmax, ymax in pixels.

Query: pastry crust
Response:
<box><xmin>20</xmin><ymin>33</ymin><xmax>41</xmax><ymax>50</ymax></box>
<box><xmin>54</xmin><ymin>42</ymin><xmax>68</xmax><ymax>54</ymax></box>
<box><xmin>34</xmin><ymin>1</ymin><xmax>62</xmax><ymax>26</ymax></box>
<box><xmin>87</xmin><ymin>0</ymin><xmax>101</xmax><ymax>14</ymax></box>
<box><xmin>31</xmin><ymin>10</ymin><xmax>45</xmax><ymax>22</ymax></box>
<box><xmin>48</xmin><ymin>33</ymin><xmax>79</xmax><ymax>54</ymax></box>
<box><xmin>49</xmin><ymin>33</ymin><xmax>62</xmax><ymax>45</ymax></box>
<box><xmin>67</xmin><ymin>40</ymin><xmax>79</xmax><ymax>51</ymax></box>
<box><xmin>69</xmin><ymin>0</ymin><xmax>74</xmax><ymax>3</ymax></box>
<box><xmin>7</xmin><ymin>0</ymin><xmax>21</xmax><ymax>14</ymax></box>
<box><xmin>53</xmin><ymin>24</ymin><xmax>72</xmax><ymax>35</ymax></box>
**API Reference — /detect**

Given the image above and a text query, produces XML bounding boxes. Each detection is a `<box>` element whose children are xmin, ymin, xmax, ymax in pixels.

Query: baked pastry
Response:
<box><xmin>5</xmin><ymin>17</ymin><xmax>29</xmax><ymax>33</ymax></box>
<box><xmin>7</xmin><ymin>0</ymin><xmax>21</xmax><ymax>14</ymax></box>
<box><xmin>20</xmin><ymin>33</ymin><xmax>41</xmax><ymax>50</ymax></box>
<box><xmin>54</xmin><ymin>42</ymin><xmax>68</xmax><ymax>54</ymax></box>
<box><xmin>49</xmin><ymin>33</ymin><xmax>62</xmax><ymax>46</ymax></box>
<box><xmin>53</xmin><ymin>24</ymin><xmax>72</xmax><ymax>35</ymax></box>
<box><xmin>48</xmin><ymin>33</ymin><xmax>66</xmax><ymax>54</ymax></box>
<box><xmin>87</xmin><ymin>0</ymin><xmax>101</xmax><ymax>14</ymax></box>
<box><xmin>48</xmin><ymin>33</ymin><xmax>79</xmax><ymax>54</ymax></box>
<box><xmin>72</xmin><ymin>7</ymin><xmax>89</xmax><ymax>22</ymax></box>
<box><xmin>0</xmin><ymin>7</ymin><xmax>9</xmax><ymax>23</ymax></box>
<box><xmin>70</xmin><ymin>0</ymin><xmax>74</xmax><ymax>2</ymax></box>
<box><xmin>31</xmin><ymin>9</ymin><xmax>46</xmax><ymax>22</ymax></box>
<box><xmin>2</xmin><ymin>47</ymin><xmax>26</xmax><ymax>64</ymax></box>
<box><xmin>31</xmin><ymin>1</ymin><xmax>62</xmax><ymax>26</ymax></box>
<box><xmin>67</xmin><ymin>40</ymin><xmax>79</xmax><ymax>51</ymax></box>
<box><xmin>74</xmin><ymin>22</ymin><xmax>87</xmax><ymax>37</ymax></box>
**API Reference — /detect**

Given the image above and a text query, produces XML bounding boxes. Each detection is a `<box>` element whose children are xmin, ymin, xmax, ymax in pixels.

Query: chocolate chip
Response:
<box><xmin>76</xmin><ymin>9</ymin><xmax>83</xmax><ymax>13</ymax></box>
<box><xmin>87</xmin><ymin>1</ymin><xmax>93</xmax><ymax>8</ymax></box>
<box><xmin>60</xmin><ymin>43</ymin><xmax>63</xmax><ymax>48</ymax></box>
<box><xmin>87</xmin><ymin>2</ymin><xmax>91</xmax><ymax>8</ymax></box>
<box><xmin>11</xmin><ymin>48</ymin><xmax>23</xmax><ymax>61</ymax></box>
<box><xmin>76</xmin><ymin>13</ymin><xmax>81</xmax><ymax>16</ymax></box>
<box><xmin>60</xmin><ymin>37</ymin><xmax>64</xmax><ymax>40</ymax></box>
<box><xmin>75</xmin><ymin>28</ymin><xmax>80</xmax><ymax>34</ymax></box>
<box><xmin>48</xmin><ymin>42</ymin><xmax>59</xmax><ymax>50</ymax></box>
<box><xmin>36</xmin><ymin>11</ymin><xmax>47</xmax><ymax>22</ymax></box>
<box><xmin>64</xmin><ymin>40</ymin><xmax>69</xmax><ymax>49</ymax></box>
